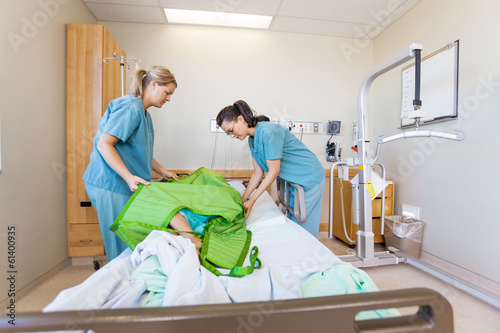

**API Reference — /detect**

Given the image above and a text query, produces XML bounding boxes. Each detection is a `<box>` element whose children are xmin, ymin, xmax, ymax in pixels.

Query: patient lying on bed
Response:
<box><xmin>169</xmin><ymin>209</ymin><xmax>208</xmax><ymax>250</ymax></box>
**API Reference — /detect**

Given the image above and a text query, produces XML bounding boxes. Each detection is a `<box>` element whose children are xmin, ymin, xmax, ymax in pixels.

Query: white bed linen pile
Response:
<box><xmin>44</xmin><ymin>182</ymin><xmax>345</xmax><ymax>312</ymax></box>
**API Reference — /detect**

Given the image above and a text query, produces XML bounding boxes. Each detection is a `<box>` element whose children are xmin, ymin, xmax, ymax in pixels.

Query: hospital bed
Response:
<box><xmin>1</xmin><ymin>181</ymin><xmax>453</xmax><ymax>332</ymax></box>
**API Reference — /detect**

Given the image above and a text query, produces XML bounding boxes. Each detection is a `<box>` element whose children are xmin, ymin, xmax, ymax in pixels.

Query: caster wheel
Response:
<box><xmin>93</xmin><ymin>260</ymin><xmax>100</xmax><ymax>270</ymax></box>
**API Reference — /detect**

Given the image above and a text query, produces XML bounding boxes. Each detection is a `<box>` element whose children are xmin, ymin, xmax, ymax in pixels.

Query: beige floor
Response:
<box><xmin>319</xmin><ymin>234</ymin><xmax>500</xmax><ymax>333</ymax></box>
<box><xmin>3</xmin><ymin>234</ymin><xmax>500</xmax><ymax>332</ymax></box>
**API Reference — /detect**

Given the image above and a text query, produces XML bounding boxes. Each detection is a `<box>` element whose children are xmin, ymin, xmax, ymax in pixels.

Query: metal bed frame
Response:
<box><xmin>1</xmin><ymin>288</ymin><xmax>453</xmax><ymax>332</ymax></box>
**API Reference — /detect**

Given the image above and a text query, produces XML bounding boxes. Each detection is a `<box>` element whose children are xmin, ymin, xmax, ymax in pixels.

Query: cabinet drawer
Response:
<box><xmin>372</xmin><ymin>218</ymin><xmax>385</xmax><ymax>243</ymax></box>
<box><xmin>372</xmin><ymin>197</ymin><xmax>394</xmax><ymax>217</ymax></box>
<box><xmin>68</xmin><ymin>223</ymin><xmax>105</xmax><ymax>257</ymax></box>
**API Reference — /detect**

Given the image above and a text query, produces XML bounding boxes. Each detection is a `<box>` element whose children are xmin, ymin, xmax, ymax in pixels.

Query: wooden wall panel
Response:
<box><xmin>66</xmin><ymin>24</ymin><xmax>102</xmax><ymax>224</ymax></box>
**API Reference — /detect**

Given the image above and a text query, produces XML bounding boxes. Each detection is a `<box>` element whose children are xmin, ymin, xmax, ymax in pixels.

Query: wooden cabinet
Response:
<box><xmin>332</xmin><ymin>177</ymin><xmax>394</xmax><ymax>246</ymax></box>
<box><xmin>66</xmin><ymin>24</ymin><xmax>125</xmax><ymax>257</ymax></box>
<box><xmin>68</xmin><ymin>224</ymin><xmax>105</xmax><ymax>257</ymax></box>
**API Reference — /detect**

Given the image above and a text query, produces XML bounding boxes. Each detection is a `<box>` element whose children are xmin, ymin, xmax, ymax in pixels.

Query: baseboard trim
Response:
<box><xmin>0</xmin><ymin>258</ymin><xmax>72</xmax><ymax>305</ymax></box>
<box><xmin>418</xmin><ymin>251</ymin><xmax>500</xmax><ymax>297</ymax></box>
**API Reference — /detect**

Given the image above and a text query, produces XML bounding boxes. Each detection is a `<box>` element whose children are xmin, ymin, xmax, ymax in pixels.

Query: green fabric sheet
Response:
<box><xmin>300</xmin><ymin>263</ymin><xmax>400</xmax><ymax>320</ymax></box>
<box><xmin>111</xmin><ymin>167</ymin><xmax>260</xmax><ymax>277</ymax></box>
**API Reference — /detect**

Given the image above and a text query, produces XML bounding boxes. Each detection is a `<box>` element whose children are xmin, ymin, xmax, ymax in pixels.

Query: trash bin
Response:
<box><xmin>384</xmin><ymin>215</ymin><xmax>425</xmax><ymax>258</ymax></box>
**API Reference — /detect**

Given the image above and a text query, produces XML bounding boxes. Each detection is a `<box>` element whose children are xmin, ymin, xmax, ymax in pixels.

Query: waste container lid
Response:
<box><xmin>385</xmin><ymin>215</ymin><xmax>425</xmax><ymax>225</ymax></box>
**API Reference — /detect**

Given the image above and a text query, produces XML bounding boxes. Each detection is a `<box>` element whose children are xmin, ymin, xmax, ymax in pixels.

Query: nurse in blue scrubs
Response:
<box><xmin>83</xmin><ymin>66</ymin><xmax>181</xmax><ymax>261</ymax></box>
<box><xmin>216</xmin><ymin>100</ymin><xmax>325</xmax><ymax>238</ymax></box>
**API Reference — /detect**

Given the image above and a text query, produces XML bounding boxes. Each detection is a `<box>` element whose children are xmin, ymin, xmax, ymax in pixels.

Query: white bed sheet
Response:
<box><xmin>44</xmin><ymin>181</ymin><xmax>346</xmax><ymax>312</ymax></box>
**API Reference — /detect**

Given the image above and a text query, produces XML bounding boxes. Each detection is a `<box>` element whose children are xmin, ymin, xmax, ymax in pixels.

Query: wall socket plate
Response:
<box><xmin>290</xmin><ymin>121</ymin><xmax>323</xmax><ymax>134</ymax></box>
<box><xmin>210</xmin><ymin>119</ymin><xmax>224</xmax><ymax>133</ymax></box>
<box><xmin>402</xmin><ymin>204</ymin><xmax>420</xmax><ymax>219</ymax></box>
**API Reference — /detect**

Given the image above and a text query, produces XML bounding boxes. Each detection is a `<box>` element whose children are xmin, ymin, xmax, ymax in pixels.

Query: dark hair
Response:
<box><xmin>216</xmin><ymin>100</ymin><xmax>269</xmax><ymax>128</ymax></box>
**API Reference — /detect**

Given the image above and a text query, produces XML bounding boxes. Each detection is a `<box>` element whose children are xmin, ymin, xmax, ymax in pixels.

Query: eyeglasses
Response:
<box><xmin>225</xmin><ymin>119</ymin><xmax>237</xmax><ymax>136</ymax></box>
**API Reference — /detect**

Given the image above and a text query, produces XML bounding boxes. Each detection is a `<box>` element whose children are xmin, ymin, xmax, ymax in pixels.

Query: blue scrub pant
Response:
<box><xmin>85</xmin><ymin>182</ymin><xmax>131</xmax><ymax>261</ymax></box>
<box><xmin>289</xmin><ymin>177</ymin><xmax>325</xmax><ymax>238</ymax></box>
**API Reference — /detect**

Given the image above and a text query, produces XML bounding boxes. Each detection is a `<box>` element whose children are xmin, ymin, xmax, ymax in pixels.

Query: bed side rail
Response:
<box><xmin>2</xmin><ymin>288</ymin><xmax>452</xmax><ymax>333</ymax></box>
<box><xmin>275</xmin><ymin>178</ymin><xmax>306</xmax><ymax>222</ymax></box>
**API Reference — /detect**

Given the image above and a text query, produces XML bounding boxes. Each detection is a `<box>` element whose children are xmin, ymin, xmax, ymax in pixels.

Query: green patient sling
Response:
<box><xmin>110</xmin><ymin>167</ymin><xmax>261</xmax><ymax>277</ymax></box>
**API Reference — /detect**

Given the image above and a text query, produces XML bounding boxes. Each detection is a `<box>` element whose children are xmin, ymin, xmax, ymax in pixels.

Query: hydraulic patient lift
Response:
<box><xmin>329</xmin><ymin>43</ymin><xmax>465</xmax><ymax>268</ymax></box>
<box><xmin>329</xmin><ymin>44</ymin><xmax>500</xmax><ymax>310</ymax></box>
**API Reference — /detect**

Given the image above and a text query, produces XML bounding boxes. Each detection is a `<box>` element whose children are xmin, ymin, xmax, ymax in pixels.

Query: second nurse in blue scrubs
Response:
<box><xmin>83</xmin><ymin>66</ymin><xmax>181</xmax><ymax>261</ymax></box>
<box><xmin>216</xmin><ymin>100</ymin><xmax>325</xmax><ymax>238</ymax></box>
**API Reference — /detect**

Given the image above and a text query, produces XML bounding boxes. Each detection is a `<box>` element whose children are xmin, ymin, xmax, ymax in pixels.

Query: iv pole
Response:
<box><xmin>103</xmin><ymin>52</ymin><xmax>141</xmax><ymax>96</ymax></box>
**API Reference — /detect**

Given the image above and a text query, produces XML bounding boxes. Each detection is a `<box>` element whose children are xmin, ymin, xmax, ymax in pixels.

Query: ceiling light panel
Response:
<box><xmin>160</xmin><ymin>0</ymin><xmax>282</xmax><ymax>15</ymax></box>
<box><xmin>164</xmin><ymin>8</ymin><xmax>273</xmax><ymax>29</ymax></box>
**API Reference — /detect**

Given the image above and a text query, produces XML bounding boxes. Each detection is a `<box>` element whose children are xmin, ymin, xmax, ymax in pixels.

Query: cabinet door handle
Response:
<box><xmin>80</xmin><ymin>240</ymin><xmax>93</xmax><ymax>242</ymax></box>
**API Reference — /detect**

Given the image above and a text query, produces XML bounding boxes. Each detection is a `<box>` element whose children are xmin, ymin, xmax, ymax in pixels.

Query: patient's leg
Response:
<box><xmin>169</xmin><ymin>213</ymin><xmax>203</xmax><ymax>249</ymax></box>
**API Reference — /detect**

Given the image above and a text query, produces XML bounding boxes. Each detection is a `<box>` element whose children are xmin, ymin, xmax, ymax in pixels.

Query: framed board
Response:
<box><xmin>401</xmin><ymin>40</ymin><xmax>459</xmax><ymax>127</ymax></box>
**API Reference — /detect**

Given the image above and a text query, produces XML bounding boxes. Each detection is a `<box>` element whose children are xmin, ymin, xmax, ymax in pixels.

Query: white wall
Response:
<box><xmin>102</xmin><ymin>22</ymin><xmax>372</xmax><ymax>172</ymax></box>
<box><xmin>0</xmin><ymin>0</ymin><xmax>96</xmax><ymax>297</ymax></box>
<box><xmin>371</xmin><ymin>0</ymin><xmax>500</xmax><ymax>283</ymax></box>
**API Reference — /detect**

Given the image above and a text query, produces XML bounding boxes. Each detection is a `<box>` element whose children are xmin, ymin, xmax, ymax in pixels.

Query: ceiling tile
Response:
<box><xmin>83</xmin><ymin>0</ymin><xmax>159</xmax><ymax>5</ymax></box>
<box><xmin>271</xmin><ymin>16</ymin><xmax>361</xmax><ymax>38</ymax></box>
<box><xmin>86</xmin><ymin>3</ymin><xmax>167</xmax><ymax>23</ymax></box>
<box><xmin>278</xmin><ymin>0</ymin><xmax>414</xmax><ymax>24</ymax></box>
<box><xmin>80</xmin><ymin>0</ymin><xmax>422</xmax><ymax>40</ymax></box>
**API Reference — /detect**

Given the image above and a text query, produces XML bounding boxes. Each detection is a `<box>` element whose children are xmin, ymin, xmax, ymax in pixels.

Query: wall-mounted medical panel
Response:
<box><xmin>290</xmin><ymin>121</ymin><xmax>324</xmax><ymax>134</ymax></box>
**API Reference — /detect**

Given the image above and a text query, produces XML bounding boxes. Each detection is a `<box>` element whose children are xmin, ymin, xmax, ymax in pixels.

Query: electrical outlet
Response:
<box><xmin>210</xmin><ymin>119</ymin><xmax>224</xmax><ymax>133</ymax></box>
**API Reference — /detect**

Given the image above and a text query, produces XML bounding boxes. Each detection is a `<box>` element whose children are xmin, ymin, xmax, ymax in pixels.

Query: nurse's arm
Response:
<box><xmin>242</xmin><ymin>158</ymin><xmax>264</xmax><ymax>202</ymax></box>
<box><xmin>96</xmin><ymin>133</ymin><xmax>150</xmax><ymax>192</ymax></box>
<box><xmin>153</xmin><ymin>158</ymin><xmax>178</xmax><ymax>181</ymax></box>
<box><xmin>244</xmin><ymin>159</ymin><xmax>280</xmax><ymax>218</ymax></box>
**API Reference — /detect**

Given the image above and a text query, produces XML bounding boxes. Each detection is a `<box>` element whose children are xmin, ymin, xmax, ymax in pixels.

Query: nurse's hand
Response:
<box><xmin>162</xmin><ymin>170</ymin><xmax>178</xmax><ymax>181</ymax></box>
<box><xmin>125</xmin><ymin>175</ymin><xmax>150</xmax><ymax>192</ymax></box>
<box><xmin>244</xmin><ymin>197</ymin><xmax>256</xmax><ymax>218</ymax></box>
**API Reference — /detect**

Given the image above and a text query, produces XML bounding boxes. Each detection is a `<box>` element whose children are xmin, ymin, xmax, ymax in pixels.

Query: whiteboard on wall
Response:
<box><xmin>401</xmin><ymin>40</ymin><xmax>459</xmax><ymax>127</ymax></box>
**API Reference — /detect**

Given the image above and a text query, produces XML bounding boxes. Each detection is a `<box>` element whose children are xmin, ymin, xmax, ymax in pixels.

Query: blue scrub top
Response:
<box><xmin>248</xmin><ymin>122</ymin><xmax>324</xmax><ymax>191</ymax></box>
<box><xmin>83</xmin><ymin>94</ymin><xmax>154</xmax><ymax>195</ymax></box>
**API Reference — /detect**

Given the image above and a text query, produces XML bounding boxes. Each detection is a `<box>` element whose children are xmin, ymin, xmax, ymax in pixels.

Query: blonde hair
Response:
<box><xmin>129</xmin><ymin>66</ymin><xmax>177</xmax><ymax>97</ymax></box>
